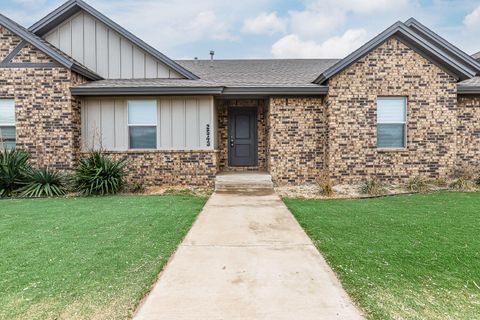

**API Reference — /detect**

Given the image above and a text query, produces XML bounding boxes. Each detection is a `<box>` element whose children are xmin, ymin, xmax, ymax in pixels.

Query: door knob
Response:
<box><xmin>230</xmin><ymin>136</ymin><xmax>234</xmax><ymax>148</ymax></box>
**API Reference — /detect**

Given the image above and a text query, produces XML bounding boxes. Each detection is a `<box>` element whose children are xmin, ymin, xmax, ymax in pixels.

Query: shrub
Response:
<box><xmin>20</xmin><ymin>167</ymin><xmax>67</xmax><ymax>198</ymax></box>
<box><xmin>0</xmin><ymin>149</ymin><xmax>30</xmax><ymax>197</ymax></box>
<box><xmin>432</xmin><ymin>178</ymin><xmax>448</xmax><ymax>188</ymax></box>
<box><xmin>318</xmin><ymin>180</ymin><xmax>334</xmax><ymax>197</ymax></box>
<box><xmin>360</xmin><ymin>177</ymin><xmax>385</xmax><ymax>195</ymax></box>
<box><xmin>74</xmin><ymin>151</ymin><xmax>127</xmax><ymax>196</ymax></box>
<box><xmin>405</xmin><ymin>176</ymin><xmax>430</xmax><ymax>193</ymax></box>
<box><xmin>123</xmin><ymin>182</ymin><xmax>146</xmax><ymax>194</ymax></box>
<box><xmin>476</xmin><ymin>176</ymin><xmax>480</xmax><ymax>187</ymax></box>
<box><xmin>449</xmin><ymin>177</ymin><xmax>476</xmax><ymax>191</ymax></box>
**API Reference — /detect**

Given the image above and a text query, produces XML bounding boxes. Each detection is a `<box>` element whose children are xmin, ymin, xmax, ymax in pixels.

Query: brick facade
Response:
<box><xmin>326</xmin><ymin>37</ymin><xmax>458</xmax><ymax>183</ymax></box>
<box><xmin>2</xmin><ymin>23</ymin><xmax>479</xmax><ymax>187</ymax></box>
<box><xmin>268</xmin><ymin>97</ymin><xmax>326</xmax><ymax>185</ymax></box>
<box><xmin>216</xmin><ymin>99</ymin><xmax>268</xmax><ymax>172</ymax></box>
<box><xmin>457</xmin><ymin>95</ymin><xmax>480</xmax><ymax>171</ymax></box>
<box><xmin>0</xmin><ymin>27</ymin><xmax>86</xmax><ymax>171</ymax></box>
<box><xmin>104</xmin><ymin>150</ymin><xmax>219</xmax><ymax>186</ymax></box>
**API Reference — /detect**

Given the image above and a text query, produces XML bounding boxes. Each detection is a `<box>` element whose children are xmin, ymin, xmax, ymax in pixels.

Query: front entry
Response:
<box><xmin>228</xmin><ymin>107</ymin><xmax>257</xmax><ymax>166</ymax></box>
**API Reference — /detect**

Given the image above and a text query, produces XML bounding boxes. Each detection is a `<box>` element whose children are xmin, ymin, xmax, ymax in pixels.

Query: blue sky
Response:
<box><xmin>3</xmin><ymin>0</ymin><xmax>480</xmax><ymax>60</ymax></box>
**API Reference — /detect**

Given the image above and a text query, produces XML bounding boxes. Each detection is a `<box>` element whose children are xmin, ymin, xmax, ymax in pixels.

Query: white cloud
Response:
<box><xmin>464</xmin><ymin>6</ymin><xmax>480</xmax><ymax>28</ymax></box>
<box><xmin>13</xmin><ymin>0</ymin><xmax>46</xmax><ymax>6</ymax></box>
<box><xmin>289</xmin><ymin>8</ymin><xmax>346</xmax><ymax>38</ymax></box>
<box><xmin>242</xmin><ymin>12</ymin><xmax>286</xmax><ymax>35</ymax></box>
<box><xmin>271</xmin><ymin>29</ymin><xmax>367</xmax><ymax>58</ymax></box>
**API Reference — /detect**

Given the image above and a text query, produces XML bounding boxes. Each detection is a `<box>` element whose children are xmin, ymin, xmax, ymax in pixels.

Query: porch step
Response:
<box><xmin>215</xmin><ymin>172</ymin><xmax>274</xmax><ymax>194</ymax></box>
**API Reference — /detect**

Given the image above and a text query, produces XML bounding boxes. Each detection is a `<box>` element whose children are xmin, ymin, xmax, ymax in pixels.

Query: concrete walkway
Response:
<box><xmin>134</xmin><ymin>173</ymin><xmax>363</xmax><ymax>320</ymax></box>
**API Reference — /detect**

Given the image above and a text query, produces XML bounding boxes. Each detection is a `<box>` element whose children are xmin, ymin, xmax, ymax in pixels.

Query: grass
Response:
<box><xmin>284</xmin><ymin>192</ymin><xmax>480</xmax><ymax>320</ymax></box>
<box><xmin>0</xmin><ymin>195</ymin><xmax>207</xmax><ymax>320</ymax></box>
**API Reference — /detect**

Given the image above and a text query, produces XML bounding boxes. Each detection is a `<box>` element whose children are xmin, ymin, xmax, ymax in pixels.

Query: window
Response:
<box><xmin>128</xmin><ymin>100</ymin><xmax>157</xmax><ymax>149</ymax></box>
<box><xmin>377</xmin><ymin>97</ymin><xmax>406</xmax><ymax>148</ymax></box>
<box><xmin>0</xmin><ymin>100</ymin><xmax>15</xmax><ymax>149</ymax></box>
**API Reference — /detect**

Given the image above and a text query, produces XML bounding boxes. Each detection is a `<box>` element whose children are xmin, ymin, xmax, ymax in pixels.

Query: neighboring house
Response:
<box><xmin>0</xmin><ymin>0</ymin><xmax>479</xmax><ymax>186</ymax></box>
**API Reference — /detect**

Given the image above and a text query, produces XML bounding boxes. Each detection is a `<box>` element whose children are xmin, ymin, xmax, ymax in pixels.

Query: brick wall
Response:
<box><xmin>457</xmin><ymin>95</ymin><xmax>480</xmax><ymax>171</ymax></box>
<box><xmin>326</xmin><ymin>37</ymin><xmax>458</xmax><ymax>183</ymax></box>
<box><xmin>0</xmin><ymin>26</ymin><xmax>20</xmax><ymax>61</ymax></box>
<box><xmin>216</xmin><ymin>99</ymin><xmax>268</xmax><ymax>171</ymax></box>
<box><xmin>104</xmin><ymin>150</ymin><xmax>219</xmax><ymax>186</ymax></box>
<box><xmin>268</xmin><ymin>97</ymin><xmax>326</xmax><ymax>185</ymax></box>
<box><xmin>0</xmin><ymin>27</ymin><xmax>86</xmax><ymax>170</ymax></box>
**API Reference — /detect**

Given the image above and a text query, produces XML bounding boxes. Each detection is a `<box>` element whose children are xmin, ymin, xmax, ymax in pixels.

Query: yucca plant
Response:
<box><xmin>0</xmin><ymin>149</ymin><xmax>30</xmax><ymax>197</ymax></box>
<box><xmin>74</xmin><ymin>151</ymin><xmax>128</xmax><ymax>196</ymax></box>
<box><xmin>19</xmin><ymin>167</ymin><xmax>67</xmax><ymax>198</ymax></box>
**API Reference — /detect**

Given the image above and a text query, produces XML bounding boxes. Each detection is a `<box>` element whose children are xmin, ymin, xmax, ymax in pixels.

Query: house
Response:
<box><xmin>1</xmin><ymin>0</ymin><xmax>479</xmax><ymax>187</ymax></box>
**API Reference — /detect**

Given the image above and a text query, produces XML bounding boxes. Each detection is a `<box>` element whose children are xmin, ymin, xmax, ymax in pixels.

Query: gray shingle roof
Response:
<box><xmin>458</xmin><ymin>77</ymin><xmax>480</xmax><ymax>94</ymax></box>
<box><xmin>71</xmin><ymin>59</ymin><xmax>337</xmax><ymax>95</ymax></box>
<box><xmin>176</xmin><ymin>59</ymin><xmax>339</xmax><ymax>87</ymax></box>
<box><xmin>473</xmin><ymin>51</ymin><xmax>480</xmax><ymax>61</ymax></box>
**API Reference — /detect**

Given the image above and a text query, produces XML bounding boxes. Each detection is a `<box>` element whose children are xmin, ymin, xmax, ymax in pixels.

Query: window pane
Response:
<box><xmin>0</xmin><ymin>100</ymin><xmax>15</xmax><ymax>125</ymax></box>
<box><xmin>377</xmin><ymin>97</ymin><xmax>406</xmax><ymax>123</ymax></box>
<box><xmin>0</xmin><ymin>126</ymin><xmax>16</xmax><ymax>149</ymax></box>
<box><xmin>128</xmin><ymin>100</ymin><xmax>157</xmax><ymax>125</ymax></box>
<box><xmin>377</xmin><ymin>124</ymin><xmax>405</xmax><ymax>148</ymax></box>
<box><xmin>129</xmin><ymin>126</ymin><xmax>156</xmax><ymax>149</ymax></box>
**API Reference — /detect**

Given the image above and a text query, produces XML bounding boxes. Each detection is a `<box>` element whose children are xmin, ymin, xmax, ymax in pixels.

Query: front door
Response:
<box><xmin>228</xmin><ymin>107</ymin><xmax>257</xmax><ymax>166</ymax></box>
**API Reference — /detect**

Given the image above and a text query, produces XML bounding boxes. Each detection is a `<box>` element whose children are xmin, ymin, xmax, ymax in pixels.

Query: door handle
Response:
<box><xmin>230</xmin><ymin>136</ymin><xmax>235</xmax><ymax>148</ymax></box>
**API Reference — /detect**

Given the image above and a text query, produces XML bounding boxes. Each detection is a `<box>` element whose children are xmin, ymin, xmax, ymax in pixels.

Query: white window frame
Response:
<box><xmin>376</xmin><ymin>96</ymin><xmax>407</xmax><ymax>149</ymax></box>
<box><xmin>127</xmin><ymin>100</ymin><xmax>158</xmax><ymax>150</ymax></box>
<box><xmin>0</xmin><ymin>99</ymin><xmax>16</xmax><ymax>150</ymax></box>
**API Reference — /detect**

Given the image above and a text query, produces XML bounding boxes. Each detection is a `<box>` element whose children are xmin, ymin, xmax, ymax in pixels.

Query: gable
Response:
<box><xmin>0</xmin><ymin>26</ymin><xmax>21</xmax><ymax>61</ymax></box>
<box><xmin>30</xmin><ymin>0</ymin><xmax>197</xmax><ymax>80</ymax></box>
<box><xmin>315</xmin><ymin>21</ymin><xmax>480</xmax><ymax>84</ymax></box>
<box><xmin>42</xmin><ymin>11</ymin><xmax>180</xmax><ymax>79</ymax></box>
<box><xmin>11</xmin><ymin>43</ymin><xmax>54</xmax><ymax>64</ymax></box>
<box><xmin>329</xmin><ymin>37</ymin><xmax>457</xmax><ymax>87</ymax></box>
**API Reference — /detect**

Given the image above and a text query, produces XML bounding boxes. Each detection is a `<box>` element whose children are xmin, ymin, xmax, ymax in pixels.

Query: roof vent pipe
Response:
<box><xmin>209</xmin><ymin>50</ymin><xmax>215</xmax><ymax>67</ymax></box>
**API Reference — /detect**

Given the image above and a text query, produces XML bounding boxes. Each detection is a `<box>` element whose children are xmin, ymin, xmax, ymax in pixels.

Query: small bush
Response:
<box><xmin>432</xmin><ymin>178</ymin><xmax>448</xmax><ymax>188</ymax></box>
<box><xmin>20</xmin><ymin>167</ymin><xmax>67</xmax><ymax>198</ymax></box>
<box><xmin>476</xmin><ymin>176</ymin><xmax>480</xmax><ymax>186</ymax></box>
<box><xmin>449</xmin><ymin>177</ymin><xmax>476</xmax><ymax>191</ymax></box>
<box><xmin>360</xmin><ymin>177</ymin><xmax>385</xmax><ymax>195</ymax></box>
<box><xmin>74</xmin><ymin>151</ymin><xmax>127</xmax><ymax>196</ymax></box>
<box><xmin>318</xmin><ymin>180</ymin><xmax>334</xmax><ymax>197</ymax></box>
<box><xmin>123</xmin><ymin>182</ymin><xmax>146</xmax><ymax>194</ymax></box>
<box><xmin>0</xmin><ymin>149</ymin><xmax>30</xmax><ymax>197</ymax></box>
<box><xmin>405</xmin><ymin>176</ymin><xmax>430</xmax><ymax>193</ymax></box>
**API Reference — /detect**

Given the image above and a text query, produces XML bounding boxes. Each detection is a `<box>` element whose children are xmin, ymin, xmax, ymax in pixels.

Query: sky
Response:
<box><xmin>2</xmin><ymin>0</ymin><xmax>480</xmax><ymax>60</ymax></box>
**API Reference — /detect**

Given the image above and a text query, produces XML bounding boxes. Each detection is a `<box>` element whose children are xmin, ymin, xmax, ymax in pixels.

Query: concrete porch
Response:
<box><xmin>215</xmin><ymin>172</ymin><xmax>274</xmax><ymax>193</ymax></box>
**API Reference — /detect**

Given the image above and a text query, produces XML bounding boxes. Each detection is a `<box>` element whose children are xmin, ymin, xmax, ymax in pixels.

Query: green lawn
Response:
<box><xmin>0</xmin><ymin>195</ymin><xmax>206</xmax><ymax>320</ymax></box>
<box><xmin>285</xmin><ymin>192</ymin><xmax>480</xmax><ymax>320</ymax></box>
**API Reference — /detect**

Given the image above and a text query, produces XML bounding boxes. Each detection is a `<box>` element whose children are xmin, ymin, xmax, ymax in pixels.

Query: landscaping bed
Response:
<box><xmin>285</xmin><ymin>192</ymin><xmax>480</xmax><ymax>320</ymax></box>
<box><xmin>0</xmin><ymin>195</ymin><xmax>206</xmax><ymax>320</ymax></box>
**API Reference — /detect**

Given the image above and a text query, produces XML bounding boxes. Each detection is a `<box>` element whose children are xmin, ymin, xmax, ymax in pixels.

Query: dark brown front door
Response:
<box><xmin>228</xmin><ymin>107</ymin><xmax>257</xmax><ymax>166</ymax></box>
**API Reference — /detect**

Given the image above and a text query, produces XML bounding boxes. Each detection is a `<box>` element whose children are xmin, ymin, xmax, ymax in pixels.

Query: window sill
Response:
<box><xmin>377</xmin><ymin>148</ymin><xmax>408</xmax><ymax>152</ymax></box>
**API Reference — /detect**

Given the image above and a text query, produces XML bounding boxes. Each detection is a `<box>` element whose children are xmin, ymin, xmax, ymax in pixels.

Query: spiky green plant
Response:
<box><xmin>20</xmin><ymin>167</ymin><xmax>67</xmax><ymax>198</ymax></box>
<box><xmin>0</xmin><ymin>149</ymin><xmax>30</xmax><ymax>197</ymax></box>
<box><xmin>74</xmin><ymin>151</ymin><xmax>128</xmax><ymax>196</ymax></box>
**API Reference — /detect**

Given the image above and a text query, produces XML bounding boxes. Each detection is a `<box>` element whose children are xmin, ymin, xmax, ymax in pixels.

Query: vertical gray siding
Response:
<box><xmin>43</xmin><ymin>11</ymin><xmax>183</xmax><ymax>79</ymax></box>
<box><xmin>82</xmin><ymin>97</ymin><xmax>215</xmax><ymax>151</ymax></box>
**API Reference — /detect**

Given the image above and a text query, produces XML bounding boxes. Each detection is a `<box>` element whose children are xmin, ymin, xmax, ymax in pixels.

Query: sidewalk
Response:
<box><xmin>134</xmin><ymin>185</ymin><xmax>363</xmax><ymax>320</ymax></box>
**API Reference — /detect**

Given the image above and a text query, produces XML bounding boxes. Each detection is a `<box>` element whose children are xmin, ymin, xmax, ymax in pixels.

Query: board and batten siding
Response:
<box><xmin>44</xmin><ymin>11</ymin><xmax>182</xmax><ymax>79</ymax></box>
<box><xmin>81</xmin><ymin>97</ymin><xmax>216</xmax><ymax>150</ymax></box>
